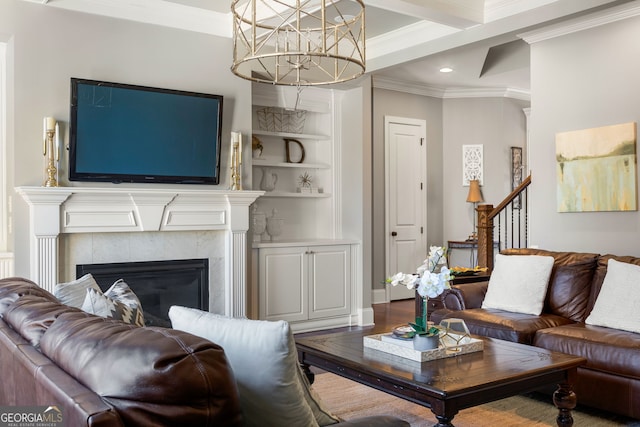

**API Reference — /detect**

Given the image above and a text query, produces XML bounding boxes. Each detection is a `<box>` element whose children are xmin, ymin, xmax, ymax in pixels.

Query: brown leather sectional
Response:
<box><xmin>432</xmin><ymin>248</ymin><xmax>640</xmax><ymax>420</ymax></box>
<box><xmin>0</xmin><ymin>277</ymin><xmax>408</xmax><ymax>427</ymax></box>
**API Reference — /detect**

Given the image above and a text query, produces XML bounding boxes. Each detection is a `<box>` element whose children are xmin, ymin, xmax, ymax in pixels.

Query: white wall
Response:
<box><xmin>529</xmin><ymin>13</ymin><xmax>640</xmax><ymax>255</ymax></box>
<box><xmin>0</xmin><ymin>1</ymin><xmax>251</xmax><ymax>278</ymax></box>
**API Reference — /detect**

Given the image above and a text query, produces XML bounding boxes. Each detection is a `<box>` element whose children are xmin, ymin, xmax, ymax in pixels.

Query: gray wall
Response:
<box><xmin>372</xmin><ymin>88</ymin><xmax>444</xmax><ymax>292</ymax></box>
<box><xmin>371</xmin><ymin>90</ymin><xmax>529</xmax><ymax>291</ymax></box>
<box><xmin>529</xmin><ymin>14</ymin><xmax>640</xmax><ymax>255</ymax></box>
<box><xmin>442</xmin><ymin>97</ymin><xmax>529</xmax><ymax>248</ymax></box>
<box><xmin>1</xmin><ymin>0</ymin><xmax>251</xmax><ymax>277</ymax></box>
<box><xmin>341</xmin><ymin>81</ymin><xmax>371</xmax><ymax>307</ymax></box>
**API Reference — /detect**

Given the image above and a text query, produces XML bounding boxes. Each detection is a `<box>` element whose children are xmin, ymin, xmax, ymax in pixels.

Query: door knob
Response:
<box><xmin>391</xmin><ymin>231</ymin><xmax>397</xmax><ymax>236</ymax></box>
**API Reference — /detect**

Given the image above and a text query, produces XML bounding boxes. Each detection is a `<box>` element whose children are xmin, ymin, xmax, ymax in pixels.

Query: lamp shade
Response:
<box><xmin>466</xmin><ymin>179</ymin><xmax>484</xmax><ymax>203</ymax></box>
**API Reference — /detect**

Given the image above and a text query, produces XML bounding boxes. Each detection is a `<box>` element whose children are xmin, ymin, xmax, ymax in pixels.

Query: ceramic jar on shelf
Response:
<box><xmin>251</xmin><ymin>206</ymin><xmax>267</xmax><ymax>243</ymax></box>
<box><xmin>266</xmin><ymin>209</ymin><xmax>283</xmax><ymax>241</ymax></box>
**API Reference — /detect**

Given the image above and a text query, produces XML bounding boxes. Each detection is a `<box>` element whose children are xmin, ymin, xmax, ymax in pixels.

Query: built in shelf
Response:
<box><xmin>252</xmin><ymin>159</ymin><xmax>330</xmax><ymax>169</ymax></box>
<box><xmin>252</xmin><ymin>130</ymin><xmax>330</xmax><ymax>140</ymax></box>
<box><xmin>260</xmin><ymin>191</ymin><xmax>331</xmax><ymax>198</ymax></box>
<box><xmin>252</xmin><ymin>238</ymin><xmax>360</xmax><ymax>249</ymax></box>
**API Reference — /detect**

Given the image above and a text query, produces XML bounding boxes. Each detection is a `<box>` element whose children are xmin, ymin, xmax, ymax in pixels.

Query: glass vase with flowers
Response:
<box><xmin>386</xmin><ymin>246</ymin><xmax>452</xmax><ymax>344</ymax></box>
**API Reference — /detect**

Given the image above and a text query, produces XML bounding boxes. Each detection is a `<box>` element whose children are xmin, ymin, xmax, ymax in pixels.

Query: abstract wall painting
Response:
<box><xmin>556</xmin><ymin>122</ymin><xmax>637</xmax><ymax>212</ymax></box>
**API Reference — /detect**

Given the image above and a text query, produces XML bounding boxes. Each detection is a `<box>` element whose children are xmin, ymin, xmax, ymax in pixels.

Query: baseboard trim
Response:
<box><xmin>372</xmin><ymin>288</ymin><xmax>388</xmax><ymax>304</ymax></box>
<box><xmin>359</xmin><ymin>307</ymin><xmax>375</xmax><ymax>327</ymax></box>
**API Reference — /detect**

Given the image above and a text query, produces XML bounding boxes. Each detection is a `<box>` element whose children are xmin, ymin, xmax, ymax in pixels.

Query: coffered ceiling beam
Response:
<box><xmin>21</xmin><ymin>0</ymin><xmax>231</xmax><ymax>38</ymax></box>
<box><xmin>365</xmin><ymin>0</ymin><xmax>484</xmax><ymax>29</ymax></box>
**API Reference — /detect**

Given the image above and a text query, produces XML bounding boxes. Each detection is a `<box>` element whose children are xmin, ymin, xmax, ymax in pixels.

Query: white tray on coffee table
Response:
<box><xmin>363</xmin><ymin>332</ymin><xmax>483</xmax><ymax>362</ymax></box>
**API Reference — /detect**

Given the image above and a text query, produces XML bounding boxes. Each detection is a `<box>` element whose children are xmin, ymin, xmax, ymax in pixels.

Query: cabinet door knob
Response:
<box><xmin>391</xmin><ymin>231</ymin><xmax>397</xmax><ymax>236</ymax></box>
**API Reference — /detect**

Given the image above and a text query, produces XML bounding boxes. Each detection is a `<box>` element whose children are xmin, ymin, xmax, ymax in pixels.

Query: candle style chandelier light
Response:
<box><xmin>231</xmin><ymin>0</ymin><xmax>366</xmax><ymax>86</ymax></box>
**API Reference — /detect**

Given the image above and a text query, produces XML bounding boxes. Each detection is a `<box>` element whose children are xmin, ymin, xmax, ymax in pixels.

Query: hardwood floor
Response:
<box><xmin>295</xmin><ymin>299</ymin><xmax>416</xmax><ymax>375</ymax></box>
<box><xmin>296</xmin><ymin>298</ymin><xmax>415</xmax><ymax>337</ymax></box>
<box><xmin>370</xmin><ymin>298</ymin><xmax>415</xmax><ymax>333</ymax></box>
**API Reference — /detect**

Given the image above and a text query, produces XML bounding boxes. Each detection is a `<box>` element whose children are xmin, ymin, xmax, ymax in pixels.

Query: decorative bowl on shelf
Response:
<box><xmin>257</xmin><ymin>107</ymin><xmax>307</xmax><ymax>134</ymax></box>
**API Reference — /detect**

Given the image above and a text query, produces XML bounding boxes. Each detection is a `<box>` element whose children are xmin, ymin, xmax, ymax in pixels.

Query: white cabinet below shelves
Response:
<box><xmin>255</xmin><ymin>243</ymin><xmax>354</xmax><ymax>331</ymax></box>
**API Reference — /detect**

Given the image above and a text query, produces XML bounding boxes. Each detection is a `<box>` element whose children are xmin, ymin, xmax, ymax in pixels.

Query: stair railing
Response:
<box><xmin>477</xmin><ymin>174</ymin><xmax>532</xmax><ymax>271</ymax></box>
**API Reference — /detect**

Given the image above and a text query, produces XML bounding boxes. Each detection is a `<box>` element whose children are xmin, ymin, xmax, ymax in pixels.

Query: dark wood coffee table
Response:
<box><xmin>296</xmin><ymin>330</ymin><xmax>586</xmax><ymax>427</ymax></box>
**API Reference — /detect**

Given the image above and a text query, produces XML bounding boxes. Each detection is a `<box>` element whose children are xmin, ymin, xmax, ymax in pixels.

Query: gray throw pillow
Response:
<box><xmin>169</xmin><ymin>305</ymin><xmax>339</xmax><ymax>427</ymax></box>
<box><xmin>54</xmin><ymin>274</ymin><xmax>101</xmax><ymax>308</ymax></box>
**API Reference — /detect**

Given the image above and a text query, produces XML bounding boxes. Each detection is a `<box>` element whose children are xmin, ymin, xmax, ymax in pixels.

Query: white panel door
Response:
<box><xmin>259</xmin><ymin>247</ymin><xmax>307</xmax><ymax>322</ymax></box>
<box><xmin>308</xmin><ymin>245</ymin><xmax>351</xmax><ymax>319</ymax></box>
<box><xmin>385</xmin><ymin>117</ymin><xmax>427</xmax><ymax>300</ymax></box>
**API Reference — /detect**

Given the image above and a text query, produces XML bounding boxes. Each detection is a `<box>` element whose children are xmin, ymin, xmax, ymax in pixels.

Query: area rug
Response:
<box><xmin>312</xmin><ymin>372</ymin><xmax>640</xmax><ymax>427</ymax></box>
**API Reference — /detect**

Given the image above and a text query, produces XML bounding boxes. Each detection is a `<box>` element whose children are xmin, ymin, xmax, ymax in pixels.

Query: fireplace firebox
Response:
<box><xmin>76</xmin><ymin>259</ymin><xmax>208</xmax><ymax>327</ymax></box>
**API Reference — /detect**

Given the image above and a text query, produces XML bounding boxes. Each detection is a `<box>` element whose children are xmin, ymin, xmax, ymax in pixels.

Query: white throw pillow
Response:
<box><xmin>169</xmin><ymin>306</ymin><xmax>339</xmax><ymax>427</ymax></box>
<box><xmin>481</xmin><ymin>254</ymin><xmax>554</xmax><ymax>315</ymax></box>
<box><xmin>586</xmin><ymin>259</ymin><xmax>640</xmax><ymax>334</ymax></box>
<box><xmin>54</xmin><ymin>274</ymin><xmax>101</xmax><ymax>308</ymax></box>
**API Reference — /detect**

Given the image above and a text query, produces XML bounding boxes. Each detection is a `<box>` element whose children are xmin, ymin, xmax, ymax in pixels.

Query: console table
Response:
<box><xmin>447</xmin><ymin>239</ymin><xmax>498</xmax><ymax>268</ymax></box>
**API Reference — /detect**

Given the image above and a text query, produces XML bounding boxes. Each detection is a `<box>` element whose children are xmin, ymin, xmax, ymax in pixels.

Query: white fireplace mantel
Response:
<box><xmin>16</xmin><ymin>186</ymin><xmax>263</xmax><ymax>318</ymax></box>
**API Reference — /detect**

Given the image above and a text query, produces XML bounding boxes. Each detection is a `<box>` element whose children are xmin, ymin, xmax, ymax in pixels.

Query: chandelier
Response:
<box><xmin>231</xmin><ymin>0</ymin><xmax>366</xmax><ymax>86</ymax></box>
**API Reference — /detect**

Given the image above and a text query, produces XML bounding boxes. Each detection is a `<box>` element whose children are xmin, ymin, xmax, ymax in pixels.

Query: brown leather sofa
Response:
<box><xmin>0</xmin><ymin>277</ymin><xmax>408</xmax><ymax>427</ymax></box>
<box><xmin>432</xmin><ymin>248</ymin><xmax>640</xmax><ymax>420</ymax></box>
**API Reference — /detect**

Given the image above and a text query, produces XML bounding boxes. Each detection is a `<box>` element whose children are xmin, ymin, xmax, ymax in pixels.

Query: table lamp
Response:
<box><xmin>466</xmin><ymin>179</ymin><xmax>484</xmax><ymax>241</ymax></box>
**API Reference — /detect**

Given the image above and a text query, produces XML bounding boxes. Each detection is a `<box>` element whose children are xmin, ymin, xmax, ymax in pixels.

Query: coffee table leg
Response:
<box><xmin>433</xmin><ymin>414</ymin><xmax>455</xmax><ymax>427</ymax></box>
<box><xmin>553</xmin><ymin>381</ymin><xmax>577</xmax><ymax>427</ymax></box>
<box><xmin>299</xmin><ymin>362</ymin><xmax>315</xmax><ymax>384</ymax></box>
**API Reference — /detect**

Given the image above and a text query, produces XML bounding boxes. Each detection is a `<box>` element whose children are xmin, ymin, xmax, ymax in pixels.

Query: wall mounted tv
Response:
<box><xmin>69</xmin><ymin>78</ymin><xmax>223</xmax><ymax>185</ymax></box>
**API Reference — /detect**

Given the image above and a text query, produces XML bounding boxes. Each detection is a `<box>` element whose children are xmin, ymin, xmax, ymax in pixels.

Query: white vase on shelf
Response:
<box><xmin>260</xmin><ymin>168</ymin><xmax>278</xmax><ymax>192</ymax></box>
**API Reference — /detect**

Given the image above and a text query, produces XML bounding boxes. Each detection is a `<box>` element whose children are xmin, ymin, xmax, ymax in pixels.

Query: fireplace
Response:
<box><xmin>16</xmin><ymin>186</ymin><xmax>263</xmax><ymax>319</ymax></box>
<box><xmin>77</xmin><ymin>259</ymin><xmax>208</xmax><ymax>327</ymax></box>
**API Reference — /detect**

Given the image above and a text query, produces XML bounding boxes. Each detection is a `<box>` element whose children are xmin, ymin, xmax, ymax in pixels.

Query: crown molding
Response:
<box><xmin>372</xmin><ymin>75</ymin><xmax>530</xmax><ymax>101</ymax></box>
<box><xmin>372</xmin><ymin>76</ymin><xmax>446</xmax><ymax>98</ymax></box>
<box><xmin>519</xmin><ymin>0</ymin><xmax>640</xmax><ymax>44</ymax></box>
<box><xmin>443</xmin><ymin>87</ymin><xmax>530</xmax><ymax>101</ymax></box>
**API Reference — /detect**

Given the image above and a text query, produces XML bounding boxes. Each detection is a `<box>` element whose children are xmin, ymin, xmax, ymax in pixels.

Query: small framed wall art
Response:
<box><xmin>462</xmin><ymin>144</ymin><xmax>483</xmax><ymax>186</ymax></box>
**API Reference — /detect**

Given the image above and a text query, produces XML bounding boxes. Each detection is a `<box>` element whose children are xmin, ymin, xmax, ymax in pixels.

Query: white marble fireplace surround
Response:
<box><xmin>16</xmin><ymin>186</ymin><xmax>263</xmax><ymax>318</ymax></box>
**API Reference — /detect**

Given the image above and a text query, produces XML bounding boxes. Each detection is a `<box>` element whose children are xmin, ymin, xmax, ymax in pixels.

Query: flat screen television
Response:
<box><xmin>69</xmin><ymin>78</ymin><xmax>223</xmax><ymax>185</ymax></box>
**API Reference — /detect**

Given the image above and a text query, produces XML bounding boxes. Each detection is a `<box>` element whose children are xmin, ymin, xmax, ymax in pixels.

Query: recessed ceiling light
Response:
<box><xmin>440</xmin><ymin>67</ymin><xmax>453</xmax><ymax>73</ymax></box>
